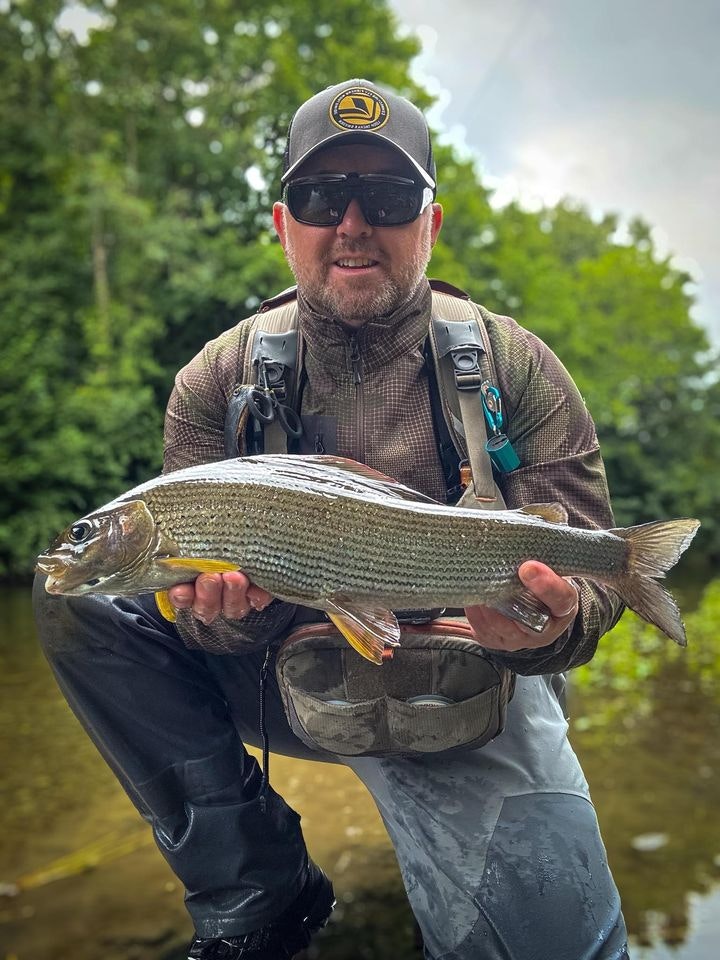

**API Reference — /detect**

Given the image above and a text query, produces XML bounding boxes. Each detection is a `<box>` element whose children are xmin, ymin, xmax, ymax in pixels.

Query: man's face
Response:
<box><xmin>273</xmin><ymin>143</ymin><xmax>443</xmax><ymax>328</ymax></box>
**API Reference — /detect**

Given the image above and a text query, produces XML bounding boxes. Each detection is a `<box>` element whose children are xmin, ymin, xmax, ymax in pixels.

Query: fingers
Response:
<box><xmin>465</xmin><ymin>604</ymin><xmax>554</xmax><ymax>651</ymax></box>
<box><xmin>518</xmin><ymin>561</ymin><xmax>579</xmax><ymax>620</ymax></box>
<box><xmin>166</xmin><ymin>572</ymin><xmax>273</xmax><ymax>625</ymax></box>
<box><xmin>466</xmin><ymin>562</ymin><xmax>579</xmax><ymax>652</ymax></box>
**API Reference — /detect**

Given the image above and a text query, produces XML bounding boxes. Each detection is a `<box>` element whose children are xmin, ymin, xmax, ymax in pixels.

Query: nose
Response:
<box><xmin>336</xmin><ymin>197</ymin><xmax>372</xmax><ymax>238</ymax></box>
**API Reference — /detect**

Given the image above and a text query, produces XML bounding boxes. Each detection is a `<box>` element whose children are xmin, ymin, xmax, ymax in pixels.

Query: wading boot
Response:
<box><xmin>187</xmin><ymin>861</ymin><xmax>335</xmax><ymax>959</ymax></box>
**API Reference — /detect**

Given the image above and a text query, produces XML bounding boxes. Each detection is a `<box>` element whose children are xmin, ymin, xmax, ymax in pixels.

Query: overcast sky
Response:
<box><xmin>389</xmin><ymin>0</ymin><xmax>720</xmax><ymax>344</ymax></box>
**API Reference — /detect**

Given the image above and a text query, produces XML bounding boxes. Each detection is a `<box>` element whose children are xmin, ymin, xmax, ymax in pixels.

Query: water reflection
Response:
<box><xmin>570</xmin><ymin>656</ymin><xmax>720</xmax><ymax>955</ymax></box>
<box><xmin>1</xmin><ymin>585</ymin><xmax>719</xmax><ymax>959</ymax></box>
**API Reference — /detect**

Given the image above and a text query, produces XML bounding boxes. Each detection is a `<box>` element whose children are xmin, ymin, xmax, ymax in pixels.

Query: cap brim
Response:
<box><xmin>281</xmin><ymin>131</ymin><xmax>436</xmax><ymax>190</ymax></box>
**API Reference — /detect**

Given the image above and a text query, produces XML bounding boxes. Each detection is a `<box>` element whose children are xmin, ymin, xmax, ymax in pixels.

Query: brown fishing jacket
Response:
<box><xmin>163</xmin><ymin>278</ymin><xmax>623</xmax><ymax>675</ymax></box>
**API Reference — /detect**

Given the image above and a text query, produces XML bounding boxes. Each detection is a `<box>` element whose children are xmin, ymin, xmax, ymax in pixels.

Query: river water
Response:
<box><xmin>1</xmin><ymin>585</ymin><xmax>719</xmax><ymax>960</ymax></box>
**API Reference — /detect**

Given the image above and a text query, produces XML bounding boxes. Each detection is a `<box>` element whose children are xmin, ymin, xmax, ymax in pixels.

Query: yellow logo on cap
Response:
<box><xmin>329</xmin><ymin>87</ymin><xmax>389</xmax><ymax>130</ymax></box>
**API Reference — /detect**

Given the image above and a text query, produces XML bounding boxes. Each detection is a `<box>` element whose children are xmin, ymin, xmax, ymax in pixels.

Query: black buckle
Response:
<box><xmin>450</xmin><ymin>347</ymin><xmax>483</xmax><ymax>391</ymax></box>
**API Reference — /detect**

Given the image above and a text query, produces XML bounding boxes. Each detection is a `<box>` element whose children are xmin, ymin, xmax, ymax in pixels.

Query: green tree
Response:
<box><xmin>0</xmin><ymin>0</ymin><xmax>425</xmax><ymax>575</ymax></box>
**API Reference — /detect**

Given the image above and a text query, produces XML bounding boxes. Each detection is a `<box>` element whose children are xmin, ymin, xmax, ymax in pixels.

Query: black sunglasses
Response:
<box><xmin>283</xmin><ymin>173</ymin><xmax>434</xmax><ymax>227</ymax></box>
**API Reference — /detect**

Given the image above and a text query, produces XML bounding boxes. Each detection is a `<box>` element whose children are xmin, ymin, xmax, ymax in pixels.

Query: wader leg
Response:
<box><xmin>33</xmin><ymin>577</ymin><xmax>309</xmax><ymax>938</ymax></box>
<box><xmin>346</xmin><ymin>676</ymin><xmax>629</xmax><ymax>960</ymax></box>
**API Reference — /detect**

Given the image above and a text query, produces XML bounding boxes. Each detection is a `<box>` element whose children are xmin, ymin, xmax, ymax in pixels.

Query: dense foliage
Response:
<box><xmin>1</xmin><ymin>0</ymin><xmax>717</xmax><ymax>576</ymax></box>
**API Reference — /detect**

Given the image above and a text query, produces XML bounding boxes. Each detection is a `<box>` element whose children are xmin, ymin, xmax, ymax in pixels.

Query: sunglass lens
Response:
<box><xmin>363</xmin><ymin>183</ymin><xmax>422</xmax><ymax>225</ymax></box>
<box><xmin>287</xmin><ymin>183</ymin><xmax>350</xmax><ymax>226</ymax></box>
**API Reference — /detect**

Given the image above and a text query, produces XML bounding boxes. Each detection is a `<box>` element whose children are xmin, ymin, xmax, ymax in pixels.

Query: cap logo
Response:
<box><xmin>329</xmin><ymin>87</ymin><xmax>389</xmax><ymax>131</ymax></box>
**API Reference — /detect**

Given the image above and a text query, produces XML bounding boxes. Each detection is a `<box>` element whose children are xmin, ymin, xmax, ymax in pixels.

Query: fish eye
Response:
<box><xmin>68</xmin><ymin>521</ymin><xmax>93</xmax><ymax>544</ymax></box>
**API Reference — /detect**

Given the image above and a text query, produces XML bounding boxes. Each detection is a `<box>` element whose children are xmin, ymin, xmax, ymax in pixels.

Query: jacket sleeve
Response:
<box><xmin>162</xmin><ymin>322</ymin><xmax>298</xmax><ymax>653</ymax></box>
<box><xmin>480</xmin><ymin>313</ymin><xmax>624</xmax><ymax>675</ymax></box>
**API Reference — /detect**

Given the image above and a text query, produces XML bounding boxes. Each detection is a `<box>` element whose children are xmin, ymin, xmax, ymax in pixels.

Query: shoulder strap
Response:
<box><xmin>246</xmin><ymin>297</ymin><xmax>302</xmax><ymax>455</ymax></box>
<box><xmin>428</xmin><ymin>288</ymin><xmax>507</xmax><ymax>509</ymax></box>
<box><xmin>241</xmin><ymin>297</ymin><xmax>301</xmax><ymax>385</ymax></box>
<box><xmin>223</xmin><ymin>296</ymin><xmax>301</xmax><ymax>457</ymax></box>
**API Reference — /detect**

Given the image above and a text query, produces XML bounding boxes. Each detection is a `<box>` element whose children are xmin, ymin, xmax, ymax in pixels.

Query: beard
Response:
<box><xmin>283</xmin><ymin>215</ymin><xmax>434</xmax><ymax>326</ymax></box>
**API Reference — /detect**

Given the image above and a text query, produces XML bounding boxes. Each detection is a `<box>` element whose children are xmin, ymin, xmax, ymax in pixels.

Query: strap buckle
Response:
<box><xmin>450</xmin><ymin>347</ymin><xmax>484</xmax><ymax>391</ymax></box>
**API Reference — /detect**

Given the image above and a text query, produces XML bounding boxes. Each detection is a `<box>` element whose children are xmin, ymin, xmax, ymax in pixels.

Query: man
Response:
<box><xmin>35</xmin><ymin>79</ymin><xmax>630</xmax><ymax>959</ymax></box>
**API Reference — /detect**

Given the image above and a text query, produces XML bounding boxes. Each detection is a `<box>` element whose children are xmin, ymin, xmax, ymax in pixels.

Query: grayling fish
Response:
<box><xmin>36</xmin><ymin>455</ymin><xmax>700</xmax><ymax>663</ymax></box>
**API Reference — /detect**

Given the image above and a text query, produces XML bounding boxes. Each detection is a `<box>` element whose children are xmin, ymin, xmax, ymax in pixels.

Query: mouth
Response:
<box><xmin>36</xmin><ymin>556</ymin><xmax>106</xmax><ymax>595</ymax></box>
<box><xmin>332</xmin><ymin>256</ymin><xmax>380</xmax><ymax>272</ymax></box>
<box><xmin>36</xmin><ymin>555</ymin><xmax>63</xmax><ymax>594</ymax></box>
<box><xmin>43</xmin><ymin>575</ymin><xmax>105</xmax><ymax>596</ymax></box>
<box><xmin>36</xmin><ymin>555</ymin><xmax>61</xmax><ymax>577</ymax></box>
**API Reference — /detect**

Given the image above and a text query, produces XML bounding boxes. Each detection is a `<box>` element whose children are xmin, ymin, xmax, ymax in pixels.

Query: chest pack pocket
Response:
<box><xmin>276</xmin><ymin>620</ymin><xmax>516</xmax><ymax>759</ymax></box>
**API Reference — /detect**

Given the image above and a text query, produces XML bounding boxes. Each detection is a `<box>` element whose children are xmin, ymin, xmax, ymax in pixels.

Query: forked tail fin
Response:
<box><xmin>611</xmin><ymin>518</ymin><xmax>700</xmax><ymax>646</ymax></box>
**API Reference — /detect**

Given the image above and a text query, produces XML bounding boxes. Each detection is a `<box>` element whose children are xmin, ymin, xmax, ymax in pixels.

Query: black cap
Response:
<box><xmin>281</xmin><ymin>79</ymin><xmax>436</xmax><ymax>191</ymax></box>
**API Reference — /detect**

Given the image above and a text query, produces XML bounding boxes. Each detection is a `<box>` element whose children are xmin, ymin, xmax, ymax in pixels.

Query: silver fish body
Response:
<box><xmin>36</xmin><ymin>455</ymin><xmax>700</xmax><ymax>661</ymax></box>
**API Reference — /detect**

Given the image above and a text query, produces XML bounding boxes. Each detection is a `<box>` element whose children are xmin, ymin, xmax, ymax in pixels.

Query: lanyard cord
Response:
<box><xmin>258</xmin><ymin>644</ymin><xmax>272</xmax><ymax>810</ymax></box>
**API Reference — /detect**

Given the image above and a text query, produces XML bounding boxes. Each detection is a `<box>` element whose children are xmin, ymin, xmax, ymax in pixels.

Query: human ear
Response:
<box><xmin>272</xmin><ymin>202</ymin><xmax>288</xmax><ymax>249</ymax></box>
<box><xmin>430</xmin><ymin>203</ymin><xmax>443</xmax><ymax>246</ymax></box>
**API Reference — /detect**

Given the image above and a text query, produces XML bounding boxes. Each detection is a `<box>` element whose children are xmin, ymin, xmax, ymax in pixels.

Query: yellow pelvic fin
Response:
<box><xmin>328</xmin><ymin>612</ymin><xmax>385</xmax><ymax>664</ymax></box>
<box><xmin>155</xmin><ymin>590</ymin><xmax>177</xmax><ymax>623</ymax></box>
<box><xmin>326</xmin><ymin>599</ymin><xmax>401</xmax><ymax>666</ymax></box>
<box><xmin>156</xmin><ymin>557</ymin><xmax>240</xmax><ymax>574</ymax></box>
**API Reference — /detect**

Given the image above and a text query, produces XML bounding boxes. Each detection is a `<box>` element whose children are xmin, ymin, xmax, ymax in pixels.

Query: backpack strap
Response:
<box><xmin>428</xmin><ymin>287</ymin><xmax>516</xmax><ymax>509</ymax></box>
<box><xmin>225</xmin><ymin>292</ymin><xmax>302</xmax><ymax>456</ymax></box>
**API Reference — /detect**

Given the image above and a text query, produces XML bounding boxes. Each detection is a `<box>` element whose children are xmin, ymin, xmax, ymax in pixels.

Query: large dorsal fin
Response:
<box><xmin>244</xmin><ymin>454</ymin><xmax>441</xmax><ymax>505</ymax></box>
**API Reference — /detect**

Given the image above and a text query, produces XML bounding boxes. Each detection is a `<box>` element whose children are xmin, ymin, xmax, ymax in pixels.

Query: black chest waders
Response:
<box><xmin>223</xmin><ymin>281</ymin><xmax>522</xmax><ymax>759</ymax></box>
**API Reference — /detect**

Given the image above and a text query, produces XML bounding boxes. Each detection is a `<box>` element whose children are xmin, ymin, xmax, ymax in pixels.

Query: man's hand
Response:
<box><xmin>466</xmin><ymin>561</ymin><xmax>579</xmax><ymax>652</ymax></box>
<box><xmin>167</xmin><ymin>572</ymin><xmax>273</xmax><ymax>625</ymax></box>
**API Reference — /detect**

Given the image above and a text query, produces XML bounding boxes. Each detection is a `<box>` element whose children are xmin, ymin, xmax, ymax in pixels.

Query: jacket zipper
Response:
<box><xmin>347</xmin><ymin>334</ymin><xmax>365</xmax><ymax>462</ymax></box>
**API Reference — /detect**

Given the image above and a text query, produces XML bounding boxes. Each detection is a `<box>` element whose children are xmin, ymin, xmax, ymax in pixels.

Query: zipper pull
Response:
<box><xmin>348</xmin><ymin>336</ymin><xmax>362</xmax><ymax>385</ymax></box>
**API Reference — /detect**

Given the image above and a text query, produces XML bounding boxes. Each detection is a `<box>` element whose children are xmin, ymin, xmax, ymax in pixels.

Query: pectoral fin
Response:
<box><xmin>155</xmin><ymin>590</ymin><xmax>177</xmax><ymax>623</ymax></box>
<box><xmin>326</xmin><ymin>599</ymin><xmax>401</xmax><ymax>665</ymax></box>
<box><xmin>156</xmin><ymin>557</ymin><xmax>241</xmax><ymax>575</ymax></box>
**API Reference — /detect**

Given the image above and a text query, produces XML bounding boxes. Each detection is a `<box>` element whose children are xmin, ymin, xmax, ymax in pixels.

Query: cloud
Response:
<box><xmin>476</xmin><ymin>99</ymin><xmax>719</xmax><ymax>334</ymax></box>
<box><xmin>390</xmin><ymin>0</ymin><xmax>720</xmax><ymax>341</ymax></box>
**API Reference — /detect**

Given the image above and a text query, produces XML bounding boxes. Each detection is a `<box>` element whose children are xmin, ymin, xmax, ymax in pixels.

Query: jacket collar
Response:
<box><xmin>298</xmin><ymin>279</ymin><xmax>432</xmax><ymax>376</ymax></box>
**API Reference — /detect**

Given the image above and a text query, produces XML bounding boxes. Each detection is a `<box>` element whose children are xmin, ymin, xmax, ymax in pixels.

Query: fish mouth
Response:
<box><xmin>36</xmin><ymin>555</ymin><xmax>64</xmax><ymax>580</ymax></box>
<box><xmin>36</xmin><ymin>556</ymin><xmax>106</xmax><ymax>595</ymax></box>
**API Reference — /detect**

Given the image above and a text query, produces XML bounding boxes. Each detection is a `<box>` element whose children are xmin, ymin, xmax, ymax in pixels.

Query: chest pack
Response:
<box><xmin>224</xmin><ymin>279</ymin><xmax>519</xmax><ymax>508</ymax></box>
<box><xmin>223</xmin><ymin>280</ymin><xmax>520</xmax><ymax>759</ymax></box>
